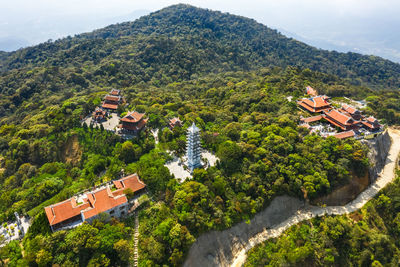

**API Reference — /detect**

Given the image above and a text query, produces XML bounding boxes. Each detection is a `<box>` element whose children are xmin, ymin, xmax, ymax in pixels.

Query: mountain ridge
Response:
<box><xmin>0</xmin><ymin>4</ymin><xmax>399</xmax><ymax>90</ymax></box>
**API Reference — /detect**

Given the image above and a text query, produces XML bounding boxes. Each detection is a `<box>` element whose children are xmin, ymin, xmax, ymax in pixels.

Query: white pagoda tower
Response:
<box><xmin>186</xmin><ymin>122</ymin><xmax>202</xmax><ymax>172</ymax></box>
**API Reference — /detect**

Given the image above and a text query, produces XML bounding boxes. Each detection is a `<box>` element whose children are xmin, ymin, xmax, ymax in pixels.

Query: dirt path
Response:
<box><xmin>231</xmin><ymin>128</ymin><xmax>400</xmax><ymax>267</ymax></box>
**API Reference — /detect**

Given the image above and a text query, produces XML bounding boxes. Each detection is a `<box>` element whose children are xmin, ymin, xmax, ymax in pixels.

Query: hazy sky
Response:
<box><xmin>1</xmin><ymin>0</ymin><xmax>399</xmax><ymax>62</ymax></box>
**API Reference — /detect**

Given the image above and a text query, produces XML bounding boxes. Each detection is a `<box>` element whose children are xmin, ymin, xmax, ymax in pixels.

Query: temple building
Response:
<box><xmin>186</xmin><ymin>123</ymin><xmax>202</xmax><ymax>172</ymax></box>
<box><xmin>169</xmin><ymin>117</ymin><xmax>182</xmax><ymax>129</ymax></box>
<box><xmin>119</xmin><ymin>111</ymin><xmax>148</xmax><ymax>134</ymax></box>
<box><xmin>362</xmin><ymin>117</ymin><xmax>381</xmax><ymax>131</ymax></box>
<box><xmin>297</xmin><ymin>96</ymin><xmax>331</xmax><ymax>113</ymax></box>
<box><xmin>109</xmin><ymin>89</ymin><xmax>120</xmax><ymax>96</ymax></box>
<box><xmin>102</xmin><ymin>89</ymin><xmax>122</xmax><ymax>111</ymax></box>
<box><xmin>92</xmin><ymin>107</ymin><xmax>106</xmax><ymax>123</ymax></box>
<box><xmin>44</xmin><ymin>174</ymin><xmax>146</xmax><ymax>232</ymax></box>
<box><xmin>339</xmin><ymin>104</ymin><xmax>363</xmax><ymax>120</ymax></box>
<box><xmin>323</xmin><ymin>109</ymin><xmax>360</xmax><ymax>131</ymax></box>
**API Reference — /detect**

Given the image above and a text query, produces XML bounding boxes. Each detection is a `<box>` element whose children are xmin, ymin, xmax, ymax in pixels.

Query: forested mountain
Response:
<box><xmin>1</xmin><ymin>4</ymin><xmax>400</xmax><ymax>267</ymax></box>
<box><xmin>1</xmin><ymin>4</ymin><xmax>400</xmax><ymax>90</ymax></box>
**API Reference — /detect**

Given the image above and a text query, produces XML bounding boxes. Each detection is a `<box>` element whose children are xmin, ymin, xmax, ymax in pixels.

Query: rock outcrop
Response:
<box><xmin>363</xmin><ymin>130</ymin><xmax>391</xmax><ymax>182</ymax></box>
<box><xmin>183</xmin><ymin>196</ymin><xmax>304</xmax><ymax>267</ymax></box>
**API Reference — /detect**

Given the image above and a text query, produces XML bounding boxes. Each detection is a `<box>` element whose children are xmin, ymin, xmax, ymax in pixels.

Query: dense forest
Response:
<box><xmin>0</xmin><ymin>4</ymin><xmax>400</xmax><ymax>267</ymax></box>
<box><xmin>245</xmin><ymin>171</ymin><xmax>400</xmax><ymax>266</ymax></box>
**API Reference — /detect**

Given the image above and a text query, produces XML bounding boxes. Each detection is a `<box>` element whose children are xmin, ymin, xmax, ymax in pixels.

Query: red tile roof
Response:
<box><xmin>112</xmin><ymin>174</ymin><xmax>146</xmax><ymax>196</ymax></box>
<box><xmin>110</xmin><ymin>89</ymin><xmax>120</xmax><ymax>96</ymax></box>
<box><xmin>104</xmin><ymin>95</ymin><xmax>120</xmax><ymax>102</ymax></box>
<box><xmin>45</xmin><ymin>174</ymin><xmax>146</xmax><ymax>226</ymax></box>
<box><xmin>170</xmin><ymin>117</ymin><xmax>181</xmax><ymax>124</ymax></box>
<box><xmin>324</xmin><ymin>109</ymin><xmax>354</xmax><ymax>126</ymax></box>
<box><xmin>333</xmin><ymin>130</ymin><xmax>355</xmax><ymax>139</ymax></box>
<box><xmin>300</xmin><ymin>115</ymin><xmax>323</xmax><ymax>123</ymax></box>
<box><xmin>120</xmin><ymin>111</ymin><xmax>145</xmax><ymax>123</ymax></box>
<box><xmin>297</xmin><ymin>96</ymin><xmax>331</xmax><ymax>113</ymax></box>
<box><xmin>45</xmin><ymin>198</ymin><xmax>91</xmax><ymax>226</ymax></box>
<box><xmin>342</xmin><ymin>104</ymin><xmax>358</xmax><ymax>115</ymax></box>
<box><xmin>102</xmin><ymin>102</ymin><xmax>118</xmax><ymax>110</ymax></box>
<box><xmin>82</xmin><ymin>188</ymin><xmax>127</xmax><ymax>220</ymax></box>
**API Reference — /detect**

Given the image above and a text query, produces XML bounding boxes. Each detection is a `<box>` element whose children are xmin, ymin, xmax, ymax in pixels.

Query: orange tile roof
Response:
<box><xmin>104</xmin><ymin>95</ymin><xmax>120</xmax><ymax>102</ymax></box>
<box><xmin>45</xmin><ymin>198</ymin><xmax>91</xmax><ymax>226</ymax></box>
<box><xmin>300</xmin><ymin>115</ymin><xmax>323</xmax><ymax>123</ymax></box>
<box><xmin>170</xmin><ymin>117</ymin><xmax>181</xmax><ymax>124</ymax></box>
<box><xmin>112</xmin><ymin>174</ymin><xmax>146</xmax><ymax>196</ymax></box>
<box><xmin>342</xmin><ymin>104</ymin><xmax>358</xmax><ymax>115</ymax></box>
<box><xmin>324</xmin><ymin>109</ymin><xmax>354</xmax><ymax>126</ymax></box>
<box><xmin>298</xmin><ymin>96</ymin><xmax>331</xmax><ymax>112</ymax></box>
<box><xmin>121</xmin><ymin>111</ymin><xmax>145</xmax><ymax>123</ymax></box>
<box><xmin>102</xmin><ymin>102</ymin><xmax>118</xmax><ymax>110</ymax></box>
<box><xmin>110</xmin><ymin>89</ymin><xmax>120</xmax><ymax>96</ymax></box>
<box><xmin>333</xmin><ymin>130</ymin><xmax>355</xmax><ymax>139</ymax></box>
<box><xmin>82</xmin><ymin>188</ymin><xmax>127</xmax><ymax>220</ymax></box>
<box><xmin>45</xmin><ymin>174</ymin><xmax>146</xmax><ymax>226</ymax></box>
<box><xmin>367</xmin><ymin>116</ymin><xmax>378</xmax><ymax>123</ymax></box>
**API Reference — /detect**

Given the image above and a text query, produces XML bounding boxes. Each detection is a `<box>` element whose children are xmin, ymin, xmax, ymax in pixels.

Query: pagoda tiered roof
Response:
<box><xmin>297</xmin><ymin>95</ymin><xmax>331</xmax><ymax>113</ymax></box>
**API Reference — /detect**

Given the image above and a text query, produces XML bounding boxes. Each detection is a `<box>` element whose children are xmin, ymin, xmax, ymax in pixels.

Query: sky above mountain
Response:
<box><xmin>1</xmin><ymin>0</ymin><xmax>399</xmax><ymax>62</ymax></box>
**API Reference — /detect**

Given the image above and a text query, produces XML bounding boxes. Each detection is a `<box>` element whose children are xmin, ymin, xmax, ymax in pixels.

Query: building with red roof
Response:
<box><xmin>297</xmin><ymin>96</ymin><xmax>331</xmax><ymax>113</ymax></box>
<box><xmin>110</xmin><ymin>89</ymin><xmax>121</xmax><ymax>96</ymax></box>
<box><xmin>323</xmin><ymin>109</ymin><xmax>360</xmax><ymax>131</ymax></box>
<box><xmin>44</xmin><ymin>174</ymin><xmax>146</xmax><ymax>231</ymax></box>
<box><xmin>169</xmin><ymin>117</ymin><xmax>182</xmax><ymax>129</ymax></box>
<box><xmin>300</xmin><ymin>115</ymin><xmax>323</xmax><ymax>124</ymax></box>
<box><xmin>92</xmin><ymin>107</ymin><xmax>106</xmax><ymax>122</ymax></box>
<box><xmin>333</xmin><ymin>130</ymin><xmax>356</xmax><ymax>139</ymax></box>
<box><xmin>101</xmin><ymin>89</ymin><xmax>123</xmax><ymax>111</ymax></box>
<box><xmin>362</xmin><ymin>116</ymin><xmax>381</xmax><ymax>131</ymax></box>
<box><xmin>339</xmin><ymin>104</ymin><xmax>363</xmax><ymax>120</ymax></box>
<box><xmin>119</xmin><ymin>111</ymin><xmax>148</xmax><ymax>134</ymax></box>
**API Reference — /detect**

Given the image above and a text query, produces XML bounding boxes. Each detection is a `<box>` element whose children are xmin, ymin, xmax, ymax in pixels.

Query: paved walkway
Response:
<box><xmin>83</xmin><ymin>112</ymin><xmax>120</xmax><ymax>131</ymax></box>
<box><xmin>231</xmin><ymin>128</ymin><xmax>400</xmax><ymax>267</ymax></box>
<box><xmin>0</xmin><ymin>216</ymin><xmax>31</xmax><ymax>247</ymax></box>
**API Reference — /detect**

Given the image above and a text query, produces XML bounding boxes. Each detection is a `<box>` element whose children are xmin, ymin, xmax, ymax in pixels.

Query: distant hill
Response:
<box><xmin>1</xmin><ymin>4</ymin><xmax>400</xmax><ymax>92</ymax></box>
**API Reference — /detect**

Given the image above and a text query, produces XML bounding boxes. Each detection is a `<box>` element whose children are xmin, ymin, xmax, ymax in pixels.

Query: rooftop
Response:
<box><xmin>44</xmin><ymin>174</ymin><xmax>146</xmax><ymax>226</ymax></box>
<box><xmin>121</xmin><ymin>111</ymin><xmax>145</xmax><ymax>123</ymax></box>
<box><xmin>333</xmin><ymin>130</ymin><xmax>355</xmax><ymax>139</ymax></box>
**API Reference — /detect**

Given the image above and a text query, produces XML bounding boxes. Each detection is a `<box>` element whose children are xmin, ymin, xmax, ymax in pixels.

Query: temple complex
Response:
<box><xmin>298</xmin><ymin>86</ymin><xmax>383</xmax><ymax>139</ymax></box>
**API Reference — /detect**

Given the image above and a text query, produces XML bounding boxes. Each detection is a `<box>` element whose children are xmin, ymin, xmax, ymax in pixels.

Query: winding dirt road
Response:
<box><xmin>231</xmin><ymin>128</ymin><xmax>400</xmax><ymax>267</ymax></box>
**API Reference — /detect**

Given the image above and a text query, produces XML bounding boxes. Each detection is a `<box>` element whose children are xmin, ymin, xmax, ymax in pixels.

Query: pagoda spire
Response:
<box><xmin>186</xmin><ymin>122</ymin><xmax>202</xmax><ymax>172</ymax></box>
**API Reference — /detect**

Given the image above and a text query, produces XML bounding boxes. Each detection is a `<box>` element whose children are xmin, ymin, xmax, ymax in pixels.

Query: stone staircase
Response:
<box><xmin>133</xmin><ymin>212</ymin><xmax>139</xmax><ymax>267</ymax></box>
